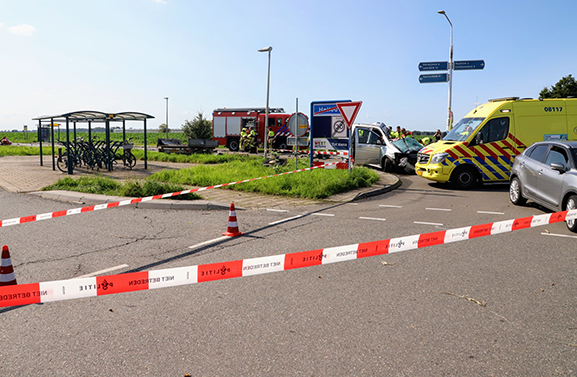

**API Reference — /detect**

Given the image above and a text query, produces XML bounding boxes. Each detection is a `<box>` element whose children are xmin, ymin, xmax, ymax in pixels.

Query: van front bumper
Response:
<box><xmin>415</xmin><ymin>163</ymin><xmax>451</xmax><ymax>183</ymax></box>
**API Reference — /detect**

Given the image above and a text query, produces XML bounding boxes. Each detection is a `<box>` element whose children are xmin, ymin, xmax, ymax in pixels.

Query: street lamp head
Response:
<box><xmin>164</xmin><ymin>97</ymin><xmax>168</xmax><ymax>100</ymax></box>
<box><xmin>437</xmin><ymin>10</ymin><xmax>446</xmax><ymax>14</ymax></box>
<box><xmin>258</xmin><ymin>46</ymin><xmax>272</xmax><ymax>52</ymax></box>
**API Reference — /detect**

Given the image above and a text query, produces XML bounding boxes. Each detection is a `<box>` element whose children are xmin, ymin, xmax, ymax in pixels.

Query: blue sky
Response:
<box><xmin>1</xmin><ymin>0</ymin><xmax>576</xmax><ymax>132</ymax></box>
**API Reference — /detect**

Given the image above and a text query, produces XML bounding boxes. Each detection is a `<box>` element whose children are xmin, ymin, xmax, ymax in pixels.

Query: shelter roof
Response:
<box><xmin>33</xmin><ymin>110</ymin><xmax>154</xmax><ymax>122</ymax></box>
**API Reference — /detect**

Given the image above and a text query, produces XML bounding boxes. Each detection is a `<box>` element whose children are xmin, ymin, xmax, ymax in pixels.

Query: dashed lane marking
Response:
<box><xmin>312</xmin><ymin>213</ymin><xmax>335</xmax><ymax>217</ymax></box>
<box><xmin>414</xmin><ymin>221</ymin><xmax>444</xmax><ymax>226</ymax></box>
<box><xmin>267</xmin><ymin>209</ymin><xmax>289</xmax><ymax>213</ymax></box>
<box><xmin>359</xmin><ymin>217</ymin><xmax>387</xmax><ymax>221</ymax></box>
<box><xmin>425</xmin><ymin>208</ymin><xmax>452</xmax><ymax>212</ymax></box>
<box><xmin>540</xmin><ymin>232</ymin><xmax>577</xmax><ymax>239</ymax></box>
<box><xmin>379</xmin><ymin>204</ymin><xmax>402</xmax><ymax>208</ymax></box>
<box><xmin>268</xmin><ymin>215</ymin><xmax>305</xmax><ymax>225</ymax></box>
<box><xmin>75</xmin><ymin>264</ymin><xmax>129</xmax><ymax>279</ymax></box>
<box><xmin>189</xmin><ymin>236</ymin><xmax>230</xmax><ymax>249</ymax></box>
<box><xmin>477</xmin><ymin>211</ymin><xmax>505</xmax><ymax>215</ymax></box>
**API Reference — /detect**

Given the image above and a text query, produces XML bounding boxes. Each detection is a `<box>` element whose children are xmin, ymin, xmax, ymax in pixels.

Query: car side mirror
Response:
<box><xmin>550</xmin><ymin>162</ymin><xmax>566</xmax><ymax>173</ymax></box>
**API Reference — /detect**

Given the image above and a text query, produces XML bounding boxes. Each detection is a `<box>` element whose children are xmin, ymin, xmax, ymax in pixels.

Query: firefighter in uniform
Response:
<box><xmin>267</xmin><ymin>127</ymin><xmax>275</xmax><ymax>150</ymax></box>
<box><xmin>240</xmin><ymin>127</ymin><xmax>247</xmax><ymax>151</ymax></box>
<box><xmin>249</xmin><ymin>127</ymin><xmax>257</xmax><ymax>152</ymax></box>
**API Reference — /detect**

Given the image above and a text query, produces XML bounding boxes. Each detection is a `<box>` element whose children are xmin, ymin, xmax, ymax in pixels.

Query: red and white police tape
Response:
<box><xmin>273</xmin><ymin>149</ymin><xmax>348</xmax><ymax>156</ymax></box>
<box><xmin>0</xmin><ymin>209</ymin><xmax>575</xmax><ymax>308</ymax></box>
<box><xmin>0</xmin><ymin>162</ymin><xmax>339</xmax><ymax>229</ymax></box>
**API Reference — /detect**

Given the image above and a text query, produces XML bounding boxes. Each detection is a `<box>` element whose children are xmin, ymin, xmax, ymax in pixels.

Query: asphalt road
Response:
<box><xmin>0</xmin><ymin>175</ymin><xmax>576</xmax><ymax>376</ymax></box>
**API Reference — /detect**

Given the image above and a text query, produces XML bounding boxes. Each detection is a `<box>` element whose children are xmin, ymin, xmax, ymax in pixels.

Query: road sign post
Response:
<box><xmin>335</xmin><ymin>101</ymin><xmax>362</xmax><ymax>173</ymax></box>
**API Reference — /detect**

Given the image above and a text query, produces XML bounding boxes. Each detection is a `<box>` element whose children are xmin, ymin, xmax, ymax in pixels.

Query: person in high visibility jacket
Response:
<box><xmin>249</xmin><ymin>128</ymin><xmax>257</xmax><ymax>149</ymax></box>
<box><xmin>267</xmin><ymin>127</ymin><xmax>275</xmax><ymax>149</ymax></box>
<box><xmin>240</xmin><ymin>128</ymin><xmax>247</xmax><ymax>151</ymax></box>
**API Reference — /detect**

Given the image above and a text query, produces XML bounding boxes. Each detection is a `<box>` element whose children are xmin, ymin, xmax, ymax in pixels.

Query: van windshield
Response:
<box><xmin>444</xmin><ymin>117</ymin><xmax>485</xmax><ymax>141</ymax></box>
<box><xmin>392</xmin><ymin>137</ymin><xmax>423</xmax><ymax>152</ymax></box>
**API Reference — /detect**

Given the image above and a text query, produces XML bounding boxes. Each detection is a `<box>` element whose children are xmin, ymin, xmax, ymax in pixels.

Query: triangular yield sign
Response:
<box><xmin>336</xmin><ymin>101</ymin><xmax>362</xmax><ymax>129</ymax></box>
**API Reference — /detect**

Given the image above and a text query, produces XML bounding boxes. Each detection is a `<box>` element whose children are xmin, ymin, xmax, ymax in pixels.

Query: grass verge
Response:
<box><xmin>150</xmin><ymin>158</ymin><xmax>380</xmax><ymax>199</ymax></box>
<box><xmin>41</xmin><ymin>176</ymin><xmax>202</xmax><ymax>200</ymax></box>
<box><xmin>131</xmin><ymin>149</ymin><xmax>256</xmax><ymax>164</ymax></box>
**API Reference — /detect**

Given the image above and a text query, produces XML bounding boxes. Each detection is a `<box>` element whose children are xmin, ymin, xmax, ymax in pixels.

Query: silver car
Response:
<box><xmin>509</xmin><ymin>141</ymin><xmax>577</xmax><ymax>232</ymax></box>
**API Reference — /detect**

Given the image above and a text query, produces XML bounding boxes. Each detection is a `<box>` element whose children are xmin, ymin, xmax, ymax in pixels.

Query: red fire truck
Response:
<box><xmin>212</xmin><ymin>107</ymin><xmax>291</xmax><ymax>151</ymax></box>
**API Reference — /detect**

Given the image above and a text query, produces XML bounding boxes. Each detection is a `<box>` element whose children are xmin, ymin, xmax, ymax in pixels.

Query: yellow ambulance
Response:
<box><xmin>415</xmin><ymin>97</ymin><xmax>577</xmax><ymax>188</ymax></box>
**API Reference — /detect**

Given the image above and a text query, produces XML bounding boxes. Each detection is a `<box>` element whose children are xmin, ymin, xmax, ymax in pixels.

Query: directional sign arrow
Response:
<box><xmin>454</xmin><ymin>60</ymin><xmax>485</xmax><ymax>70</ymax></box>
<box><xmin>418</xmin><ymin>61</ymin><xmax>449</xmax><ymax>71</ymax></box>
<box><xmin>419</xmin><ymin>73</ymin><xmax>449</xmax><ymax>83</ymax></box>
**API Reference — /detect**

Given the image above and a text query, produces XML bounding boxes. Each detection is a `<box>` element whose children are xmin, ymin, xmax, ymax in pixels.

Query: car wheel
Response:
<box><xmin>451</xmin><ymin>165</ymin><xmax>478</xmax><ymax>189</ymax></box>
<box><xmin>566</xmin><ymin>194</ymin><xmax>577</xmax><ymax>233</ymax></box>
<box><xmin>382</xmin><ymin>157</ymin><xmax>394</xmax><ymax>173</ymax></box>
<box><xmin>509</xmin><ymin>177</ymin><xmax>527</xmax><ymax>206</ymax></box>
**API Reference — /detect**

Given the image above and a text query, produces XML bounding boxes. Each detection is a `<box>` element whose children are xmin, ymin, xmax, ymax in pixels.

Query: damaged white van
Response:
<box><xmin>351</xmin><ymin>122</ymin><xmax>423</xmax><ymax>173</ymax></box>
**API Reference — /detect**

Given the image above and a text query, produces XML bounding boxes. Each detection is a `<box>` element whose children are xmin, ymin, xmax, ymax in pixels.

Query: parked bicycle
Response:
<box><xmin>57</xmin><ymin>137</ymin><xmax>136</xmax><ymax>172</ymax></box>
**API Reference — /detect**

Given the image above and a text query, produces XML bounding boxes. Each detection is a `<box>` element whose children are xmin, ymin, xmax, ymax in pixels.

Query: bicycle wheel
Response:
<box><xmin>126</xmin><ymin>151</ymin><xmax>137</xmax><ymax>168</ymax></box>
<box><xmin>56</xmin><ymin>155</ymin><xmax>69</xmax><ymax>173</ymax></box>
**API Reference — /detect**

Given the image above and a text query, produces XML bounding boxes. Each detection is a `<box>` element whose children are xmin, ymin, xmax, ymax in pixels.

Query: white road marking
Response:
<box><xmin>312</xmin><ymin>213</ymin><xmax>335</xmax><ymax>217</ymax></box>
<box><xmin>269</xmin><ymin>214</ymin><xmax>305</xmax><ymax>225</ymax></box>
<box><xmin>75</xmin><ymin>264</ymin><xmax>129</xmax><ymax>279</ymax></box>
<box><xmin>425</xmin><ymin>207</ymin><xmax>452</xmax><ymax>212</ymax></box>
<box><xmin>541</xmin><ymin>232</ymin><xmax>577</xmax><ymax>239</ymax></box>
<box><xmin>414</xmin><ymin>221</ymin><xmax>444</xmax><ymax>226</ymax></box>
<box><xmin>379</xmin><ymin>204</ymin><xmax>402</xmax><ymax>208</ymax></box>
<box><xmin>359</xmin><ymin>217</ymin><xmax>387</xmax><ymax>221</ymax></box>
<box><xmin>266</xmin><ymin>209</ymin><xmax>289</xmax><ymax>212</ymax></box>
<box><xmin>477</xmin><ymin>211</ymin><xmax>505</xmax><ymax>215</ymax></box>
<box><xmin>188</xmin><ymin>236</ymin><xmax>230</xmax><ymax>249</ymax></box>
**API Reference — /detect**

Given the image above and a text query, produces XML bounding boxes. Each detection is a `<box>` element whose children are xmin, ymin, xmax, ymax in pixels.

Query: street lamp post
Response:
<box><xmin>438</xmin><ymin>10</ymin><xmax>453</xmax><ymax>131</ymax></box>
<box><xmin>164</xmin><ymin>97</ymin><xmax>169</xmax><ymax>139</ymax></box>
<box><xmin>258</xmin><ymin>46</ymin><xmax>272</xmax><ymax>156</ymax></box>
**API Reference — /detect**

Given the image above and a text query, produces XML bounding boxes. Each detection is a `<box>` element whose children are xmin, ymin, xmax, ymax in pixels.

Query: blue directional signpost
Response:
<box><xmin>418</xmin><ymin>59</ymin><xmax>485</xmax><ymax>130</ymax></box>
<box><xmin>418</xmin><ymin>61</ymin><xmax>449</xmax><ymax>71</ymax></box>
<box><xmin>419</xmin><ymin>73</ymin><xmax>449</xmax><ymax>83</ymax></box>
<box><xmin>454</xmin><ymin>60</ymin><xmax>485</xmax><ymax>70</ymax></box>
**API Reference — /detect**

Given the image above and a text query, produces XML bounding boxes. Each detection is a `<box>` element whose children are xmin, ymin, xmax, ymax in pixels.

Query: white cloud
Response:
<box><xmin>151</xmin><ymin>0</ymin><xmax>166</xmax><ymax>3</ymax></box>
<box><xmin>8</xmin><ymin>24</ymin><xmax>36</xmax><ymax>36</ymax></box>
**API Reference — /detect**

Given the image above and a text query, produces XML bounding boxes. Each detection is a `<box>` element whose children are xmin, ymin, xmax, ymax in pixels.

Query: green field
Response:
<box><xmin>0</xmin><ymin>130</ymin><xmax>190</xmax><ymax>146</ymax></box>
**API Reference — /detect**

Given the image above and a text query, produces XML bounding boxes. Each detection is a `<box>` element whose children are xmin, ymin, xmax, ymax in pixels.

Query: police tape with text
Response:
<box><xmin>0</xmin><ymin>209</ymin><xmax>575</xmax><ymax>308</ymax></box>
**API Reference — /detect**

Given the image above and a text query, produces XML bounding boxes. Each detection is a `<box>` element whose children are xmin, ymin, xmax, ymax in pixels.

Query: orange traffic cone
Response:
<box><xmin>222</xmin><ymin>203</ymin><xmax>243</xmax><ymax>237</ymax></box>
<box><xmin>0</xmin><ymin>245</ymin><xmax>17</xmax><ymax>286</ymax></box>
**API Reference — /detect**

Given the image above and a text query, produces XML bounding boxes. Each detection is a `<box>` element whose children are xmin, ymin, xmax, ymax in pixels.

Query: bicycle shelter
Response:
<box><xmin>33</xmin><ymin>111</ymin><xmax>154</xmax><ymax>174</ymax></box>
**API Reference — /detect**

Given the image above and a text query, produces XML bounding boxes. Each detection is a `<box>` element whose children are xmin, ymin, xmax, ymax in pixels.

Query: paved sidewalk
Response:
<box><xmin>0</xmin><ymin>155</ymin><xmax>400</xmax><ymax>210</ymax></box>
